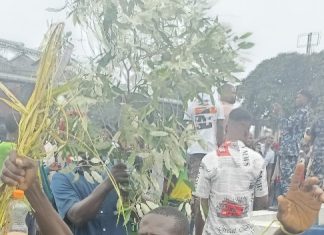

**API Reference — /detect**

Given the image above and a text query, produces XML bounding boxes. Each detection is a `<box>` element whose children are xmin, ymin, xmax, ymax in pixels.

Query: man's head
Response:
<box><xmin>138</xmin><ymin>206</ymin><xmax>189</xmax><ymax>235</ymax></box>
<box><xmin>265</xmin><ymin>135</ymin><xmax>274</xmax><ymax>146</ymax></box>
<box><xmin>226</xmin><ymin>108</ymin><xmax>252</xmax><ymax>144</ymax></box>
<box><xmin>295</xmin><ymin>89</ymin><xmax>312</xmax><ymax>107</ymax></box>
<box><xmin>245</xmin><ymin>132</ymin><xmax>254</xmax><ymax>149</ymax></box>
<box><xmin>219</xmin><ymin>83</ymin><xmax>237</xmax><ymax>104</ymax></box>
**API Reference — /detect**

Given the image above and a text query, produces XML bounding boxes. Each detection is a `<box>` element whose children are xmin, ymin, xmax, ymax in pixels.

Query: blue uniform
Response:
<box><xmin>279</xmin><ymin>106</ymin><xmax>309</xmax><ymax>193</ymax></box>
<box><xmin>308</xmin><ymin>117</ymin><xmax>324</xmax><ymax>187</ymax></box>
<box><xmin>51</xmin><ymin>171</ymin><xmax>127</xmax><ymax>235</ymax></box>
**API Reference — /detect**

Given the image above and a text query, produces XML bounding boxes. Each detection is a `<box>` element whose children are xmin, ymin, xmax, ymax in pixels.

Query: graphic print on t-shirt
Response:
<box><xmin>216</xmin><ymin>197</ymin><xmax>249</xmax><ymax>218</ymax></box>
<box><xmin>193</xmin><ymin>105</ymin><xmax>217</xmax><ymax>130</ymax></box>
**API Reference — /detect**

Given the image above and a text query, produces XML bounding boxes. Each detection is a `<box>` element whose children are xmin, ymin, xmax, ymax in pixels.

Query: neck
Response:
<box><xmin>226</xmin><ymin>133</ymin><xmax>244</xmax><ymax>143</ymax></box>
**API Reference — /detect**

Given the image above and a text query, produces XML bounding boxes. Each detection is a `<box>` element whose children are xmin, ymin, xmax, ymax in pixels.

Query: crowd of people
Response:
<box><xmin>0</xmin><ymin>84</ymin><xmax>324</xmax><ymax>235</ymax></box>
<box><xmin>185</xmin><ymin>86</ymin><xmax>324</xmax><ymax>235</ymax></box>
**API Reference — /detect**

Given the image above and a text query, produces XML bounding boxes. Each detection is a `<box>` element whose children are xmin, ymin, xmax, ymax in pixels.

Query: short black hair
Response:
<box><xmin>229</xmin><ymin>108</ymin><xmax>252</xmax><ymax>123</ymax></box>
<box><xmin>148</xmin><ymin>206</ymin><xmax>189</xmax><ymax>235</ymax></box>
<box><xmin>218</xmin><ymin>83</ymin><xmax>235</xmax><ymax>95</ymax></box>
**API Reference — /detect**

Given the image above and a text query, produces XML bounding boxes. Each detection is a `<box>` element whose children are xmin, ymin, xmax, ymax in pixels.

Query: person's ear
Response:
<box><xmin>244</xmin><ymin>129</ymin><xmax>249</xmax><ymax>140</ymax></box>
<box><xmin>242</xmin><ymin>124</ymin><xmax>250</xmax><ymax>139</ymax></box>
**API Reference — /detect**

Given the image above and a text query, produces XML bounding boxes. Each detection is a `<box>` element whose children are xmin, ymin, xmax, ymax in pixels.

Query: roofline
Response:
<box><xmin>0</xmin><ymin>38</ymin><xmax>41</xmax><ymax>57</ymax></box>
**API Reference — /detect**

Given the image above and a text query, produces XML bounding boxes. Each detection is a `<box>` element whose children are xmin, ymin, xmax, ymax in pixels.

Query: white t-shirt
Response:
<box><xmin>260</xmin><ymin>144</ymin><xmax>275</xmax><ymax>167</ymax></box>
<box><xmin>185</xmin><ymin>93</ymin><xmax>225</xmax><ymax>154</ymax></box>
<box><xmin>194</xmin><ymin>141</ymin><xmax>268</xmax><ymax>235</ymax></box>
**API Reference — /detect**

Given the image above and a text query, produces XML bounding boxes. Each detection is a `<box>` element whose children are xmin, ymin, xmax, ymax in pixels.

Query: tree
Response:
<box><xmin>54</xmin><ymin>0</ymin><xmax>252</xmax><ymax>222</ymax></box>
<box><xmin>240</xmin><ymin>52</ymin><xmax>324</xmax><ymax>131</ymax></box>
<box><xmin>65</xmin><ymin>0</ymin><xmax>254</xmax><ymax>100</ymax></box>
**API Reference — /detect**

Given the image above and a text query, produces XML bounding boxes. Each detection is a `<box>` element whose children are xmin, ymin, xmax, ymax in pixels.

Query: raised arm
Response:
<box><xmin>26</xmin><ymin>182</ymin><xmax>73</xmax><ymax>235</ymax></box>
<box><xmin>0</xmin><ymin>151</ymin><xmax>72</xmax><ymax>235</ymax></box>
<box><xmin>51</xmin><ymin>164</ymin><xmax>129</xmax><ymax>226</ymax></box>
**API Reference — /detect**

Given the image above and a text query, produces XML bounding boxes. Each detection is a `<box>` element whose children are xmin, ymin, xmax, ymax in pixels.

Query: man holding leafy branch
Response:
<box><xmin>50</xmin><ymin>155</ymin><xmax>129</xmax><ymax>235</ymax></box>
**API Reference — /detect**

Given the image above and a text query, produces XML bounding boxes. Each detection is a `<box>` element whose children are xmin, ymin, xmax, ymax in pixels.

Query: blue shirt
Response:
<box><xmin>279</xmin><ymin>106</ymin><xmax>309</xmax><ymax>156</ymax></box>
<box><xmin>51</xmin><ymin>172</ymin><xmax>127</xmax><ymax>235</ymax></box>
<box><xmin>310</xmin><ymin>117</ymin><xmax>324</xmax><ymax>156</ymax></box>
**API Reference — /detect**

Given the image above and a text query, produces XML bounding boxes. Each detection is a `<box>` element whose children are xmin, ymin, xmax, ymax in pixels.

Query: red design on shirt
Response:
<box><xmin>217</xmin><ymin>199</ymin><xmax>247</xmax><ymax>218</ymax></box>
<box><xmin>217</xmin><ymin>141</ymin><xmax>231</xmax><ymax>157</ymax></box>
<box><xmin>194</xmin><ymin>106</ymin><xmax>217</xmax><ymax>115</ymax></box>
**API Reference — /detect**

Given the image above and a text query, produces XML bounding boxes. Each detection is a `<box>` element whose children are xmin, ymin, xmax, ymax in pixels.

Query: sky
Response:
<box><xmin>211</xmin><ymin>0</ymin><xmax>324</xmax><ymax>75</ymax></box>
<box><xmin>0</xmin><ymin>0</ymin><xmax>324</xmax><ymax>77</ymax></box>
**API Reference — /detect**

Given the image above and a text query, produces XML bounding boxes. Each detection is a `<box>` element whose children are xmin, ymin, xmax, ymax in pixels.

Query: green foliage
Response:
<box><xmin>240</xmin><ymin>52</ymin><xmax>324</xmax><ymax>129</ymax></box>
<box><xmin>54</xmin><ymin>0</ymin><xmax>252</xmax><ymax>223</ymax></box>
<box><xmin>66</xmin><ymin>0</ymin><xmax>251</xmax><ymax>101</ymax></box>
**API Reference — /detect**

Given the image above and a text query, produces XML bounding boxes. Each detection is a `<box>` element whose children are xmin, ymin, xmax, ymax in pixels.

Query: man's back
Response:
<box><xmin>185</xmin><ymin>93</ymin><xmax>224</xmax><ymax>154</ymax></box>
<box><xmin>195</xmin><ymin>141</ymin><xmax>268</xmax><ymax>235</ymax></box>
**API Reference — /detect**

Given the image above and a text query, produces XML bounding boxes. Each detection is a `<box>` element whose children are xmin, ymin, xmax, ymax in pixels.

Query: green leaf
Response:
<box><xmin>127</xmin><ymin>152</ymin><xmax>137</xmax><ymax>166</ymax></box>
<box><xmin>97</xmin><ymin>51</ymin><xmax>115</xmax><ymax>68</ymax></box>
<box><xmin>72</xmin><ymin>173</ymin><xmax>80</xmax><ymax>183</ymax></box>
<box><xmin>123</xmin><ymin>210</ymin><xmax>131</xmax><ymax>226</ymax></box>
<box><xmin>46</xmin><ymin>3</ymin><xmax>67</xmax><ymax>12</ymax></box>
<box><xmin>84</xmin><ymin>171</ymin><xmax>95</xmax><ymax>184</ymax></box>
<box><xmin>91</xmin><ymin>170</ymin><xmax>104</xmax><ymax>183</ymax></box>
<box><xmin>239</xmin><ymin>32</ymin><xmax>253</xmax><ymax>39</ymax></box>
<box><xmin>178</xmin><ymin>202</ymin><xmax>184</xmax><ymax>211</ymax></box>
<box><xmin>112</xmin><ymin>86</ymin><xmax>125</xmax><ymax>95</ymax></box>
<box><xmin>150</xmin><ymin>131</ymin><xmax>168</xmax><ymax>137</ymax></box>
<box><xmin>164</xmin><ymin>151</ymin><xmax>171</xmax><ymax>171</ymax></box>
<box><xmin>238</xmin><ymin>42</ymin><xmax>254</xmax><ymax>49</ymax></box>
<box><xmin>90</xmin><ymin>158</ymin><xmax>101</xmax><ymax>164</ymax></box>
<box><xmin>94</xmin><ymin>141</ymin><xmax>111</xmax><ymax>150</ymax></box>
<box><xmin>103</xmin><ymin>2</ymin><xmax>118</xmax><ymax>28</ymax></box>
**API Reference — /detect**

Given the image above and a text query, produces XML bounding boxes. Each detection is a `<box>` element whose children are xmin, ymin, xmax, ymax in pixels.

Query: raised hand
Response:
<box><xmin>277</xmin><ymin>162</ymin><xmax>324</xmax><ymax>233</ymax></box>
<box><xmin>0</xmin><ymin>151</ymin><xmax>37</xmax><ymax>191</ymax></box>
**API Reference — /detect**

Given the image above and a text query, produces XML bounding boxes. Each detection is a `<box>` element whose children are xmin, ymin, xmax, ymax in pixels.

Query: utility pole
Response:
<box><xmin>297</xmin><ymin>32</ymin><xmax>320</xmax><ymax>54</ymax></box>
<box><xmin>306</xmin><ymin>33</ymin><xmax>313</xmax><ymax>54</ymax></box>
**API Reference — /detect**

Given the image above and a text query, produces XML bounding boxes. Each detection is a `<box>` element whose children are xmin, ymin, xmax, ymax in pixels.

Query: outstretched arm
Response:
<box><xmin>26</xmin><ymin>182</ymin><xmax>73</xmax><ymax>235</ymax></box>
<box><xmin>50</xmin><ymin>163</ymin><xmax>129</xmax><ymax>226</ymax></box>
